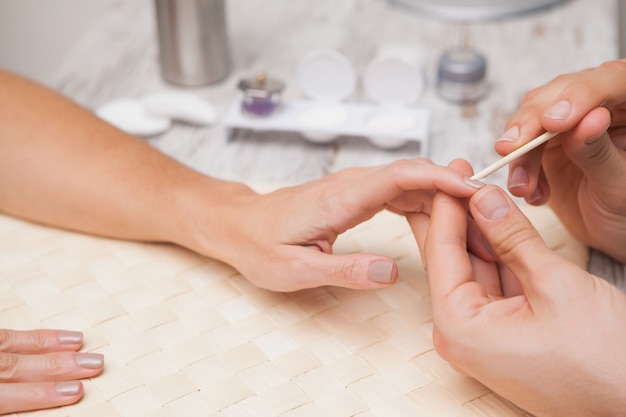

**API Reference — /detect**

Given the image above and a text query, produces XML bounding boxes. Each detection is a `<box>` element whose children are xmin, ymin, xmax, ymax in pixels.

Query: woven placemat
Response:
<box><xmin>0</xmin><ymin>188</ymin><xmax>588</xmax><ymax>417</ymax></box>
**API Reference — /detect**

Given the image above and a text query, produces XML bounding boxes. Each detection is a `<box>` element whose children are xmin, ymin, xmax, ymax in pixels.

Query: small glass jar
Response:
<box><xmin>237</xmin><ymin>71</ymin><xmax>285</xmax><ymax>117</ymax></box>
<box><xmin>437</xmin><ymin>47</ymin><xmax>488</xmax><ymax>104</ymax></box>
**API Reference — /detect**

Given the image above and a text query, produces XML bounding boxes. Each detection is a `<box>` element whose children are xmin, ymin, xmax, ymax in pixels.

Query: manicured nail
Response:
<box><xmin>75</xmin><ymin>353</ymin><xmax>104</xmax><ymax>369</ymax></box>
<box><xmin>464</xmin><ymin>177</ymin><xmax>485</xmax><ymax>189</ymax></box>
<box><xmin>56</xmin><ymin>381</ymin><xmax>82</xmax><ymax>396</ymax></box>
<box><xmin>58</xmin><ymin>331</ymin><xmax>83</xmax><ymax>345</ymax></box>
<box><xmin>543</xmin><ymin>100</ymin><xmax>571</xmax><ymax>120</ymax></box>
<box><xmin>368</xmin><ymin>260</ymin><xmax>394</xmax><ymax>283</ymax></box>
<box><xmin>496</xmin><ymin>126</ymin><xmax>520</xmax><ymax>144</ymax></box>
<box><xmin>508</xmin><ymin>166</ymin><xmax>529</xmax><ymax>189</ymax></box>
<box><xmin>474</xmin><ymin>188</ymin><xmax>509</xmax><ymax>220</ymax></box>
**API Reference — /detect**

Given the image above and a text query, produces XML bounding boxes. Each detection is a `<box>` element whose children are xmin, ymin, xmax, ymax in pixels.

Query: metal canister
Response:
<box><xmin>154</xmin><ymin>0</ymin><xmax>231</xmax><ymax>86</ymax></box>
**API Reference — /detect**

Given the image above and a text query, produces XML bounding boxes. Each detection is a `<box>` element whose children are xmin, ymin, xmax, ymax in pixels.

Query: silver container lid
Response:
<box><xmin>238</xmin><ymin>71</ymin><xmax>285</xmax><ymax>99</ymax></box>
<box><xmin>437</xmin><ymin>47</ymin><xmax>487</xmax><ymax>83</ymax></box>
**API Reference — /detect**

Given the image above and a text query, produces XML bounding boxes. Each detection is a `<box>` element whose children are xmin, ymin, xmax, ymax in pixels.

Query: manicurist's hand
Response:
<box><xmin>0</xmin><ymin>329</ymin><xmax>104</xmax><ymax>414</ymax></box>
<box><xmin>209</xmin><ymin>159</ymin><xmax>484</xmax><ymax>291</ymax></box>
<box><xmin>408</xmin><ymin>160</ymin><xmax>626</xmax><ymax>417</ymax></box>
<box><xmin>495</xmin><ymin>60</ymin><xmax>626</xmax><ymax>261</ymax></box>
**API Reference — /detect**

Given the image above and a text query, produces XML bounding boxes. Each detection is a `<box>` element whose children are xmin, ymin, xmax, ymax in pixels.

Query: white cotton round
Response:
<box><xmin>141</xmin><ymin>91</ymin><xmax>216</xmax><ymax>126</ymax></box>
<box><xmin>95</xmin><ymin>98</ymin><xmax>172</xmax><ymax>137</ymax></box>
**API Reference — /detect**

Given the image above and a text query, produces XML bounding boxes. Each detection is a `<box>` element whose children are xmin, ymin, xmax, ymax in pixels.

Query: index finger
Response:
<box><xmin>338</xmin><ymin>158</ymin><xmax>484</xmax><ymax>213</ymax></box>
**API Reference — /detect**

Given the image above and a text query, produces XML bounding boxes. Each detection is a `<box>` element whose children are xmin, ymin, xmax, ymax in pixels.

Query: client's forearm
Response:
<box><xmin>0</xmin><ymin>69</ymin><xmax>253</xmax><ymax>257</ymax></box>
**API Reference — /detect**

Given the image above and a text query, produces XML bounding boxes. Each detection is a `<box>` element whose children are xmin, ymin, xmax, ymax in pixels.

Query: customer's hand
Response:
<box><xmin>495</xmin><ymin>60</ymin><xmax>626</xmax><ymax>261</ymax></box>
<box><xmin>408</xmin><ymin>160</ymin><xmax>626</xmax><ymax>417</ymax></box>
<box><xmin>205</xmin><ymin>159</ymin><xmax>483</xmax><ymax>291</ymax></box>
<box><xmin>0</xmin><ymin>329</ymin><xmax>104</xmax><ymax>414</ymax></box>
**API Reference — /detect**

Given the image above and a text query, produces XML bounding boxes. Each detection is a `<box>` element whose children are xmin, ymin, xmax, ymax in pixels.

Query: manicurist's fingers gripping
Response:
<box><xmin>468</xmin><ymin>186</ymin><xmax>554</xmax><ymax>296</ymax></box>
<box><xmin>557</xmin><ymin>107</ymin><xmax>626</xmax><ymax>192</ymax></box>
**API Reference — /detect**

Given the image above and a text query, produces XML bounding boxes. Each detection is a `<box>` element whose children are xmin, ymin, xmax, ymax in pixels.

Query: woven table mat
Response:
<box><xmin>0</xmin><ymin>189</ymin><xmax>588</xmax><ymax>417</ymax></box>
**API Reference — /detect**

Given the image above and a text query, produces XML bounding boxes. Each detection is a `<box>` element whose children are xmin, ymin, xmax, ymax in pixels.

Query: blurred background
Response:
<box><xmin>0</xmin><ymin>0</ymin><xmax>121</xmax><ymax>86</ymax></box>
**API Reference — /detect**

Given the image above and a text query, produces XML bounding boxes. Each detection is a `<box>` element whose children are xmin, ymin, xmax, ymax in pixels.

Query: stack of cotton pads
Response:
<box><xmin>95</xmin><ymin>91</ymin><xmax>216</xmax><ymax>137</ymax></box>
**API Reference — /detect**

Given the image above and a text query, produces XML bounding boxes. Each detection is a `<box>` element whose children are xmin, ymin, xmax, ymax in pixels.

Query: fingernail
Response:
<box><xmin>75</xmin><ymin>353</ymin><xmax>104</xmax><ymax>369</ymax></box>
<box><xmin>508</xmin><ymin>166</ymin><xmax>529</xmax><ymax>189</ymax></box>
<box><xmin>496</xmin><ymin>126</ymin><xmax>520</xmax><ymax>144</ymax></box>
<box><xmin>464</xmin><ymin>177</ymin><xmax>485</xmax><ymax>189</ymax></box>
<box><xmin>527</xmin><ymin>187</ymin><xmax>543</xmax><ymax>204</ymax></box>
<box><xmin>368</xmin><ymin>260</ymin><xmax>395</xmax><ymax>283</ymax></box>
<box><xmin>56</xmin><ymin>381</ymin><xmax>82</xmax><ymax>396</ymax></box>
<box><xmin>474</xmin><ymin>188</ymin><xmax>510</xmax><ymax>220</ymax></box>
<box><xmin>584</xmin><ymin>132</ymin><xmax>604</xmax><ymax>145</ymax></box>
<box><xmin>58</xmin><ymin>331</ymin><xmax>83</xmax><ymax>345</ymax></box>
<box><xmin>543</xmin><ymin>100</ymin><xmax>571</xmax><ymax>120</ymax></box>
<box><xmin>482</xmin><ymin>237</ymin><xmax>496</xmax><ymax>257</ymax></box>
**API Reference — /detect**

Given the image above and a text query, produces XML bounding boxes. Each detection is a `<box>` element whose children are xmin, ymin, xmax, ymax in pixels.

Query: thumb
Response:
<box><xmin>559</xmin><ymin>107</ymin><xmax>626</xmax><ymax>194</ymax></box>
<box><xmin>468</xmin><ymin>186</ymin><xmax>556</xmax><ymax>298</ymax></box>
<box><xmin>317</xmin><ymin>253</ymin><xmax>398</xmax><ymax>289</ymax></box>
<box><xmin>279</xmin><ymin>247</ymin><xmax>398</xmax><ymax>291</ymax></box>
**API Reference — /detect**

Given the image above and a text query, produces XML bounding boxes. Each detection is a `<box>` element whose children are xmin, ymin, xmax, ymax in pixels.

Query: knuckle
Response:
<box><xmin>338</xmin><ymin>259</ymin><xmax>359</xmax><ymax>286</ymax></box>
<box><xmin>27</xmin><ymin>331</ymin><xmax>50</xmax><ymax>352</ymax></box>
<box><xmin>0</xmin><ymin>353</ymin><xmax>18</xmax><ymax>380</ymax></box>
<box><xmin>44</xmin><ymin>354</ymin><xmax>67</xmax><ymax>377</ymax></box>
<box><xmin>0</xmin><ymin>329</ymin><xmax>12</xmax><ymax>351</ymax></box>
<box><xmin>491</xmin><ymin>222</ymin><xmax>541</xmax><ymax>264</ymax></box>
<box><xmin>599</xmin><ymin>59</ymin><xmax>626</xmax><ymax>76</ymax></box>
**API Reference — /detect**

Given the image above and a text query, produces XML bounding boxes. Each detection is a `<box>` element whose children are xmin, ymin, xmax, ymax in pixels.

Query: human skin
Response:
<box><xmin>0</xmin><ymin>69</ymin><xmax>483</xmax><ymax>412</ymax></box>
<box><xmin>494</xmin><ymin>60</ymin><xmax>626</xmax><ymax>262</ymax></box>
<box><xmin>409</xmin><ymin>159</ymin><xmax>626</xmax><ymax>417</ymax></box>
<box><xmin>0</xmin><ymin>329</ymin><xmax>103</xmax><ymax>414</ymax></box>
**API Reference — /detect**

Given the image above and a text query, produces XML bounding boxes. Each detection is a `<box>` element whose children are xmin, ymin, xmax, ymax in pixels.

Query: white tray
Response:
<box><xmin>223</xmin><ymin>99</ymin><xmax>431</xmax><ymax>153</ymax></box>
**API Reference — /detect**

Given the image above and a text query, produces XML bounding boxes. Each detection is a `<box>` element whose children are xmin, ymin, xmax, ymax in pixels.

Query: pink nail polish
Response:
<box><xmin>368</xmin><ymin>260</ymin><xmax>394</xmax><ymax>283</ymax></box>
<box><xmin>58</xmin><ymin>331</ymin><xmax>83</xmax><ymax>345</ymax></box>
<box><xmin>75</xmin><ymin>353</ymin><xmax>104</xmax><ymax>369</ymax></box>
<box><xmin>56</xmin><ymin>381</ymin><xmax>82</xmax><ymax>396</ymax></box>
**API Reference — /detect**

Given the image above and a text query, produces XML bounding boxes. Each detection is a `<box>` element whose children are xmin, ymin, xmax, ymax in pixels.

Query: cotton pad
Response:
<box><xmin>141</xmin><ymin>91</ymin><xmax>216</xmax><ymax>126</ymax></box>
<box><xmin>95</xmin><ymin>98</ymin><xmax>171</xmax><ymax>137</ymax></box>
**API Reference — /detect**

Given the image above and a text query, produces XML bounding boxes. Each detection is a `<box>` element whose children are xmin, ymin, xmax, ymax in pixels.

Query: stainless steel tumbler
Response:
<box><xmin>154</xmin><ymin>0</ymin><xmax>231</xmax><ymax>86</ymax></box>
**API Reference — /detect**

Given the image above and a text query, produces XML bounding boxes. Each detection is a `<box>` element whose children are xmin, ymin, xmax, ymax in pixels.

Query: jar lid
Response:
<box><xmin>238</xmin><ymin>71</ymin><xmax>285</xmax><ymax>98</ymax></box>
<box><xmin>362</xmin><ymin>56</ymin><xmax>426</xmax><ymax>105</ymax></box>
<box><xmin>295</xmin><ymin>49</ymin><xmax>357</xmax><ymax>101</ymax></box>
<box><xmin>437</xmin><ymin>47</ymin><xmax>487</xmax><ymax>83</ymax></box>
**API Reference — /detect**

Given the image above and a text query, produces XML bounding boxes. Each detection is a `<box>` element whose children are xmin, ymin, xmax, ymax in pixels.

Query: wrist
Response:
<box><xmin>169</xmin><ymin>177</ymin><xmax>258</xmax><ymax>265</ymax></box>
